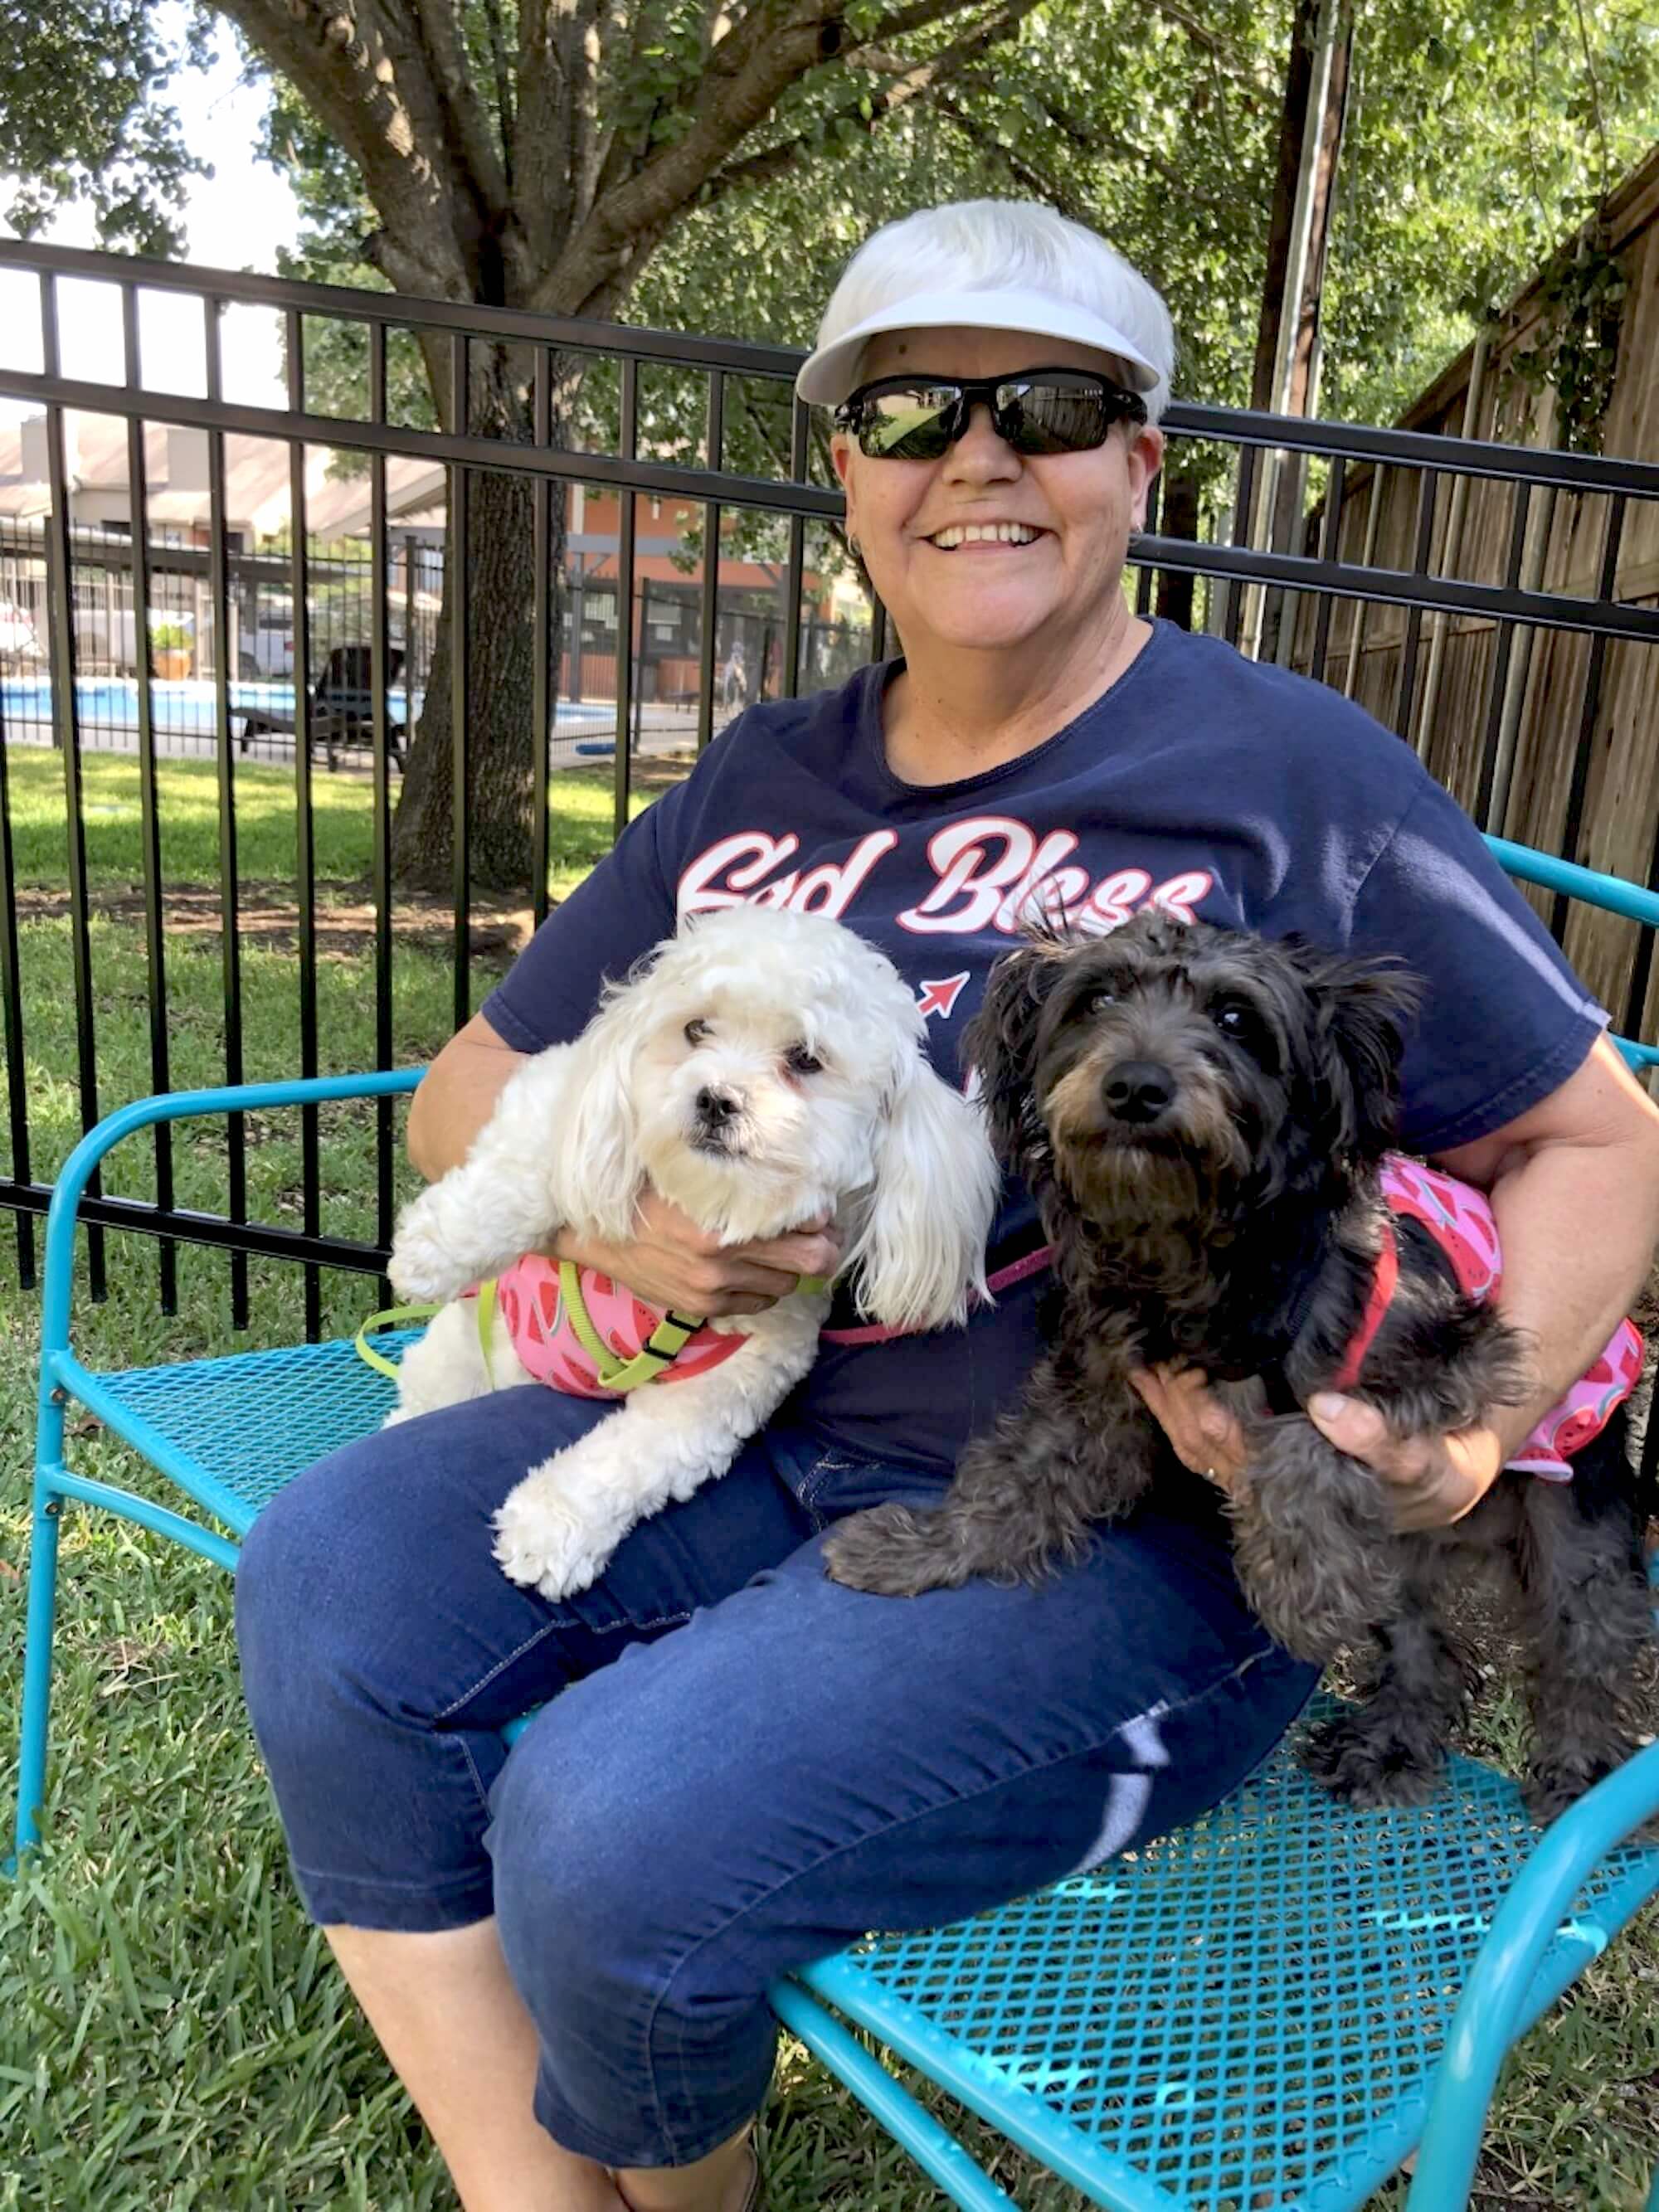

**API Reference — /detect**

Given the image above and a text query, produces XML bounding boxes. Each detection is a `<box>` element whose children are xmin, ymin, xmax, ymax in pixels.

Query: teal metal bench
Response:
<box><xmin>11</xmin><ymin>840</ymin><xmax>1659</xmax><ymax>2212</ymax></box>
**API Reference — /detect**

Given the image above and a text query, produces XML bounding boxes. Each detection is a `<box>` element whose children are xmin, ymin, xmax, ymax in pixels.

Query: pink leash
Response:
<box><xmin>820</xmin><ymin>1245</ymin><xmax>1053</xmax><ymax>1345</ymax></box>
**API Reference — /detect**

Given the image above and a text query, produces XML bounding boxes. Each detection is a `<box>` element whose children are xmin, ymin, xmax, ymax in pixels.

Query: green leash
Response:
<box><xmin>356</xmin><ymin>1268</ymin><xmax>831</xmax><ymax>1394</ymax></box>
<box><xmin>555</xmin><ymin>1262</ymin><xmax>831</xmax><ymax>1391</ymax></box>
<box><xmin>555</xmin><ymin>1257</ymin><xmax>704</xmax><ymax>1391</ymax></box>
<box><xmin>355</xmin><ymin>1278</ymin><xmax>500</xmax><ymax>1386</ymax></box>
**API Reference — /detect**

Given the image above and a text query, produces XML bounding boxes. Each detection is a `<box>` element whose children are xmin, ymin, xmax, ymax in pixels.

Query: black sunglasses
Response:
<box><xmin>834</xmin><ymin>367</ymin><xmax>1148</xmax><ymax>460</ymax></box>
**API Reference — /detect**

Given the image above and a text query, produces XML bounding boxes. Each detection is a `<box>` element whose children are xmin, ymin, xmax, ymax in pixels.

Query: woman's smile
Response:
<box><xmin>922</xmin><ymin>520</ymin><xmax>1048</xmax><ymax>552</ymax></box>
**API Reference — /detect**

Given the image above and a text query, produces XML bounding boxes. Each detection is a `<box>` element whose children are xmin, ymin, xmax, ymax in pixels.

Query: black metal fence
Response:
<box><xmin>0</xmin><ymin>515</ymin><xmax>867</xmax><ymax>770</ymax></box>
<box><xmin>2</xmin><ymin>238</ymin><xmax>1658</xmax><ymax>1341</ymax></box>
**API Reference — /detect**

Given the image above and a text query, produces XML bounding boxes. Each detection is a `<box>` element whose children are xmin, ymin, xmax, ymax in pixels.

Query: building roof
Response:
<box><xmin>0</xmin><ymin>411</ymin><xmax>441</xmax><ymax>536</ymax></box>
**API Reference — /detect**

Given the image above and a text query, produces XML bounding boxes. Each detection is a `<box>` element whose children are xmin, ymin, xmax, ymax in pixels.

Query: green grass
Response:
<box><xmin>0</xmin><ymin>746</ymin><xmax>664</xmax><ymax>1241</ymax></box>
<box><xmin>1</xmin><ymin>746</ymin><xmax>1657</xmax><ymax>2208</ymax></box>
<box><xmin>0</xmin><ymin>744</ymin><xmax>650</xmax><ymax>897</ymax></box>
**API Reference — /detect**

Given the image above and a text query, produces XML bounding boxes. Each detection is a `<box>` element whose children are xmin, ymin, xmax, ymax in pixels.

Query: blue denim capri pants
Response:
<box><xmin>235</xmin><ymin>1384</ymin><xmax>1316</xmax><ymax>2171</ymax></box>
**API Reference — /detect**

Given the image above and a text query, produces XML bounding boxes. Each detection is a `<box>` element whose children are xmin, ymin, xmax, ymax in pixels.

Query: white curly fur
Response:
<box><xmin>386</xmin><ymin>906</ymin><xmax>1000</xmax><ymax>1600</ymax></box>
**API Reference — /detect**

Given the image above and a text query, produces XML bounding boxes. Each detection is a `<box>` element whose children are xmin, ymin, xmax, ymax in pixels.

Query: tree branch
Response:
<box><xmin>693</xmin><ymin>0</ymin><xmax>1041</xmax><ymax>215</ymax></box>
<box><xmin>1019</xmin><ymin>78</ymin><xmax>1234</xmax><ymax>209</ymax></box>
<box><xmin>481</xmin><ymin>0</ymin><xmax>517</xmax><ymax>181</ymax></box>
<box><xmin>571</xmin><ymin>0</ymin><xmax>609</xmax><ymax>219</ymax></box>
<box><xmin>406</xmin><ymin>0</ymin><xmax>511</xmax><ymax>208</ymax></box>
<box><xmin>214</xmin><ymin>0</ymin><xmax>490</xmax><ymax>299</ymax></box>
<box><xmin>588</xmin><ymin>0</ymin><xmax>697</xmax><ymax>214</ymax></box>
<box><xmin>845</xmin><ymin>0</ymin><xmax>1004</xmax><ymax>46</ymax></box>
<box><xmin>532</xmin><ymin>0</ymin><xmax>850</xmax><ymax>313</ymax></box>
<box><xmin>591</xmin><ymin>0</ymin><xmax>742</xmax><ymax>222</ymax></box>
<box><xmin>514</xmin><ymin>0</ymin><xmax>605</xmax><ymax>269</ymax></box>
<box><xmin>930</xmin><ymin>90</ymin><xmax>1096</xmax><ymax>224</ymax></box>
<box><xmin>1146</xmin><ymin>0</ymin><xmax>1272</xmax><ymax>105</ymax></box>
<box><xmin>1570</xmin><ymin>0</ymin><xmax>1613</xmax><ymax>200</ymax></box>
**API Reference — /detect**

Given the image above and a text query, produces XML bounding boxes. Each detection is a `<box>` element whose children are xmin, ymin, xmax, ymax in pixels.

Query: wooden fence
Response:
<box><xmin>1285</xmin><ymin>143</ymin><xmax>1659</xmax><ymax>1032</ymax></box>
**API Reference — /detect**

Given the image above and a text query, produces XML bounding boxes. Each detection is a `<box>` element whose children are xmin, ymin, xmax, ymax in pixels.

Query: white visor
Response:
<box><xmin>795</xmin><ymin>284</ymin><xmax>1160</xmax><ymax>408</ymax></box>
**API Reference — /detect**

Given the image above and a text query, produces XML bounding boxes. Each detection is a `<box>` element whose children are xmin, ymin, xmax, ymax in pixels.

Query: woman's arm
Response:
<box><xmin>1136</xmin><ymin>1036</ymin><xmax>1659</xmax><ymax>1529</ymax></box>
<box><xmin>407</xmin><ymin>1011</ymin><xmax>526</xmax><ymax>1182</ymax></box>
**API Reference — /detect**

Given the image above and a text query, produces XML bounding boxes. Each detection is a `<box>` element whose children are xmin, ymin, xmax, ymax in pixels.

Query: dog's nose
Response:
<box><xmin>1102</xmin><ymin>1059</ymin><xmax>1175</xmax><ymax>1125</ymax></box>
<box><xmin>696</xmin><ymin>1086</ymin><xmax>739</xmax><ymax>1125</ymax></box>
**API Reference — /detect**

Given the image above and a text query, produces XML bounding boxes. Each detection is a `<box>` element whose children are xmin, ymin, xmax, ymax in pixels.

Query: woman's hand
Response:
<box><xmin>1128</xmin><ymin>1366</ymin><xmax>1506</xmax><ymax>1531</ymax></box>
<box><xmin>1129</xmin><ymin>1365</ymin><xmax>1252</xmax><ymax>1490</ymax></box>
<box><xmin>552</xmin><ymin>1189</ymin><xmax>842</xmax><ymax>1318</ymax></box>
<box><xmin>1301</xmin><ymin>1392</ymin><xmax>1506</xmax><ymax>1529</ymax></box>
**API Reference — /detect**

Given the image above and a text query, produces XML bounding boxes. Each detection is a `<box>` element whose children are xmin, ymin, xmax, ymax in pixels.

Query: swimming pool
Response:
<box><xmin>0</xmin><ymin>677</ymin><xmax>611</xmax><ymax>737</ymax></box>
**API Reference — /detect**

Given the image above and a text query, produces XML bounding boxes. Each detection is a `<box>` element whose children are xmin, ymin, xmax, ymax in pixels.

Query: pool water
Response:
<box><xmin>1</xmin><ymin>677</ymin><xmax>611</xmax><ymax>737</ymax></box>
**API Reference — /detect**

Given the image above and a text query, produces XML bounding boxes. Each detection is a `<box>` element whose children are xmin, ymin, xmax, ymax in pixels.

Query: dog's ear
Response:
<box><xmin>542</xmin><ymin>980</ymin><xmax>649</xmax><ymax>1243</ymax></box>
<box><xmin>849</xmin><ymin>1058</ymin><xmax>1000</xmax><ymax>1332</ymax></box>
<box><xmin>962</xmin><ymin>939</ymin><xmax>1069</xmax><ymax>1170</ymax></box>
<box><xmin>1300</xmin><ymin>948</ymin><xmax>1422</xmax><ymax>1167</ymax></box>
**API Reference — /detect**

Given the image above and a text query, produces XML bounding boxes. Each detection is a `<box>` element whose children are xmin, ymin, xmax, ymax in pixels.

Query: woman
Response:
<box><xmin>236</xmin><ymin>201</ymin><xmax>1659</xmax><ymax>2212</ymax></box>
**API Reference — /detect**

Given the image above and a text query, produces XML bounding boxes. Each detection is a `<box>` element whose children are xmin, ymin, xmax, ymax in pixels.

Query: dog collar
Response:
<box><xmin>1256</xmin><ymin>1208</ymin><xmax>1400</xmax><ymax>1419</ymax></box>
<box><xmin>1330</xmin><ymin>1217</ymin><xmax>1400</xmax><ymax>1393</ymax></box>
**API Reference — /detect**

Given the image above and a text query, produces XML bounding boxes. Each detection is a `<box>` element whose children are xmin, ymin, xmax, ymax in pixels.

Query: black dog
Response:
<box><xmin>825</xmin><ymin>912</ymin><xmax>1653</xmax><ymax>1821</ymax></box>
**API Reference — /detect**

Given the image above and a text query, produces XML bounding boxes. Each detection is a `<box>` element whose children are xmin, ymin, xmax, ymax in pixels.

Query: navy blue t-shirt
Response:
<box><xmin>484</xmin><ymin>622</ymin><xmax>1605</xmax><ymax>1473</ymax></box>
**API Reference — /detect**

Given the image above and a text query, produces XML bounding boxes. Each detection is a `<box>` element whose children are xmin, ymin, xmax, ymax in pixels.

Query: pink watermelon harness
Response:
<box><xmin>772</xmin><ymin>1161</ymin><xmax>1638</xmax><ymax>1478</ymax></box>
<box><xmin>363</xmin><ymin>1163</ymin><xmax>1635</xmax><ymax>1471</ymax></box>
<box><xmin>1345</xmin><ymin>1156</ymin><xmax>1642</xmax><ymax>1479</ymax></box>
<box><xmin>467</xmin><ymin>1248</ymin><xmax>1052</xmax><ymax>1398</ymax></box>
<box><xmin>472</xmin><ymin>1255</ymin><xmax>751</xmax><ymax>1402</ymax></box>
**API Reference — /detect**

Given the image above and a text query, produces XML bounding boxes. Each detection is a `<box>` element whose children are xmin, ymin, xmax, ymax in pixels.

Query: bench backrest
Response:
<box><xmin>1486</xmin><ymin>836</ymin><xmax>1659</xmax><ymax>1073</ymax></box>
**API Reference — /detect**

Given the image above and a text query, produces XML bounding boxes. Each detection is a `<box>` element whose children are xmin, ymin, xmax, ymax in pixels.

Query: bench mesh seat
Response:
<box><xmin>799</xmin><ymin>1723</ymin><xmax>1658</xmax><ymax>2210</ymax></box>
<box><xmin>79</xmin><ymin>1331</ymin><xmax>418</xmax><ymax>1533</ymax></box>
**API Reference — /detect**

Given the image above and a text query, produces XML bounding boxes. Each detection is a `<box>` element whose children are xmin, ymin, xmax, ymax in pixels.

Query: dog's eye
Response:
<box><xmin>684</xmin><ymin>1019</ymin><xmax>712</xmax><ymax>1046</ymax></box>
<box><xmin>785</xmin><ymin>1043</ymin><xmax>823</xmax><ymax>1077</ymax></box>
<box><xmin>1088</xmin><ymin>988</ymin><xmax>1117</xmax><ymax>1012</ymax></box>
<box><xmin>1210</xmin><ymin>999</ymin><xmax>1254</xmax><ymax>1038</ymax></box>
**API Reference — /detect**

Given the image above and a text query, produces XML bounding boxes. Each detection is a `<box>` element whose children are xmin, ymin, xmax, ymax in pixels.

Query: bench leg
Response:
<box><xmin>769</xmin><ymin>1981</ymin><xmax>1020</xmax><ymax>2212</ymax></box>
<box><xmin>9</xmin><ymin>1468</ymin><xmax>64</xmax><ymax>1871</ymax></box>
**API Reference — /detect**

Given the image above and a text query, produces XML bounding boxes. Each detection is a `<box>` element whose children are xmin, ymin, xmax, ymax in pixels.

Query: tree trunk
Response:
<box><xmin>1155</xmin><ymin>469</ymin><xmax>1200</xmax><ymax>630</ymax></box>
<box><xmin>1251</xmin><ymin>0</ymin><xmax>1320</xmax><ymax>415</ymax></box>
<box><xmin>391</xmin><ymin>345</ymin><xmax>568</xmax><ymax>896</ymax></box>
<box><xmin>1244</xmin><ymin>0</ymin><xmax>1351</xmax><ymax>661</ymax></box>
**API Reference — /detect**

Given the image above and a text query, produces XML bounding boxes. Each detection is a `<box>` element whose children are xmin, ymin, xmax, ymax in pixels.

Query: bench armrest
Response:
<box><xmin>40</xmin><ymin>1072</ymin><xmax>424</xmax><ymax>1356</ymax></box>
<box><xmin>1486</xmin><ymin>835</ymin><xmax>1659</xmax><ymax>932</ymax></box>
<box><xmin>1484</xmin><ymin>836</ymin><xmax>1659</xmax><ymax>1072</ymax></box>
<box><xmin>1406</xmin><ymin>1704</ymin><xmax>1659</xmax><ymax>2208</ymax></box>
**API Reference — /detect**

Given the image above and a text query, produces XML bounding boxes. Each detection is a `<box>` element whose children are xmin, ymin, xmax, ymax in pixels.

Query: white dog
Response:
<box><xmin>386</xmin><ymin>905</ymin><xmax>1000</xmax><ymax>1600</ymax></box>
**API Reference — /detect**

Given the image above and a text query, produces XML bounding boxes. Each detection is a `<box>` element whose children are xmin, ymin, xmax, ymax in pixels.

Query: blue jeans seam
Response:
<box><xmin>433</xmin><ymin>1605</ymin><xmax>693</xmax><ymax>1727</ymax></box>
<box><xmin>293</xmin><ymin>1728</ymin><xmax>501</xmax><ymax>1914</ymax></box>
<box><xmin>462</xmin><ymin>1733</ymin><xmax>491</xmax><ymax>1814</ymax></box>
<box><xmin>291</xmin><ymin>1859</ymin><xmax>491</xmax><ymax>1900</ymax></box>
<box><xmin>792</xmin><ymin>1450</ymin><xmax>859</xmax><ymax>1528</ymax></box>
<box><xmin>434</xmin><ymin>1616</ymin><xmax>572</xmax><ymax>1725</ymax></box>
<box><xmin>644</xmin><ymin>1635</ymin><xmax>1284</xmax><ymax>2161</ymax></box>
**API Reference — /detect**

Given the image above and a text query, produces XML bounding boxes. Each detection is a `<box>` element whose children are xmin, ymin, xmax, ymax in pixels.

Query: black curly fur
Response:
<box><xmin>822</xmin><ymin>912</ymin><xmax>1653</xmax><ymax>1821</ymax></box>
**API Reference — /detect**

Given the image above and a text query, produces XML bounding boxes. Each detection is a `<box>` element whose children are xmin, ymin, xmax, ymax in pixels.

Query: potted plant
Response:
<box><xmin>150</xmin><ymin>620</ymin><xmax>192</xmax><ymax>680</ymax></box>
